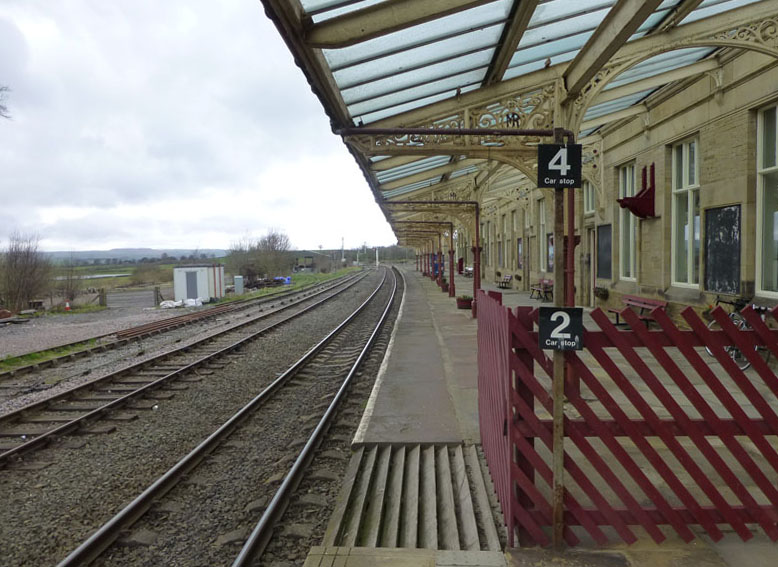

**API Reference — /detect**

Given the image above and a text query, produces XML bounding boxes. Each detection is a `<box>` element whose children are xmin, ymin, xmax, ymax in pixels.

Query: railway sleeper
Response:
<box><xmin>125</xmin><ymin>399</ymin><xmax>160</xmax><ymax>410</ymax></box>
<box><xmin>47</xmin><ymin>402</ymin><xmax>107</xmax><ymax>412</ymax></box>
<box><xmin>96</xmin><ymin>385</ymin><xmax>141</xmax><ymax>392</ymax></box>
<box><xmin>22</xmin><ymin>414</ymin><xmax>74</xmax><ymax>423</ymax></box>
<box><xmin>112</xmin><ymin>377</ymin><xmax>156</xmax><ymax>384</ymax></box>
<box><xmin>76</xmin><ymin>393</ymin><xmax>123</xmax><ymax>401</ymax></box>
<box><xmin>103</xmin><ymin>412</ymin><xmax>139</xmax><ymax>422</ymax></box>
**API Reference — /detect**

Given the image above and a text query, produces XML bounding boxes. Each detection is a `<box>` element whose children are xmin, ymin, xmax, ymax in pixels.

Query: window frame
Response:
<box><xmin>756</xmin><ymin>104</ymin><xmax>778</xmax><ymax>297</ymax></box>
<box><xmin>583</xmin><ymin>179</ymin><xmax>595</xmax><ymax>215</ymax></box>
<box><xmin>619</xmin><ymin>162</ymin><xmax>637</xmax><ymax>281</ymax></box>
<box><xmin>671</xmin><ymin>137</ymin><xmax>701</xmax><ymax>288</ymax></box>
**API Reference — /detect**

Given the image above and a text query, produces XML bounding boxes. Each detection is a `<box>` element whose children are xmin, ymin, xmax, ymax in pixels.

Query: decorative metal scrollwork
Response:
<box><xmin>714</xmin><ymin>17</ymin><xmax>778</xmax><ymax>48</ymax></box>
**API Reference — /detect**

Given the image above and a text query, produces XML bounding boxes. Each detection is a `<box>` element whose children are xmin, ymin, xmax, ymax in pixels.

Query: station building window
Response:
<box><xmin>619</xmin><ymin>163</ymin><xmax>637</xmax><ymax>280</ymax></box>
<box><xmin>481</xmin><ymin>223</ymin><xmax>488</xmax><ymax>265</ymax></box>
<box><xmin>583</xmin><ymin>180</ymin><xmax>595</xmax><ymax>215</ymax></box>
<box><xmin>513</xmin><ymin>209</ymin><xmax>523</xmax><ymax>270</ymax></box>
<box><xmin>547</xmin><ymin>233</ymin><xmax>554</xmax><ymax>272</ymax></box>
<box><xmin>758</xmin><ymin>105</ymin><xmax>778</xmax><ymax>294</ymax></box>
<box><xmin>672</xmin><ymin>137</ymin><xmax>700</xmax><ymax>286</ymax></box>
<box><xmin>538</xmin><ymin>199</ymin><xmax>547</xmax><ymax>271</ymax></box>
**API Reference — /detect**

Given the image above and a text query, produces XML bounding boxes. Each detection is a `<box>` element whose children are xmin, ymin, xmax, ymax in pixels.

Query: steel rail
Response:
<box><xmin>232</xmin><ymin>266</ymin><xmax>398</xmax><ymax>566</ymax></box>
<box><xmin>0</xmin><ymin>271</ymin><xmax>361</xmax><ymax>379</ymax></box>
<box><xmin>56</xmin><ymin>267</ymin><xmax>395</xmax><ymax>567</ymax></box>
<box><xmin>0</xmin><ymin>271</ymin><xmax>371</xmax><ymax>465</ymax></box>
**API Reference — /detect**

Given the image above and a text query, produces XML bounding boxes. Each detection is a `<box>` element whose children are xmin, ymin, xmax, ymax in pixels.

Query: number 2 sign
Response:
<box><xmin>538</xmin><ymin>307</ymin><xmax>584</xmax><ymax>350</ymax></box>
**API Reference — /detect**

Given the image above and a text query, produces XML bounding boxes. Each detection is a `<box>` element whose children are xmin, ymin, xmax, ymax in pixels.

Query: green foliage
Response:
<box><xmin>227</xmin><ymin>230</ymin><xmax>293</xmax><ymax>282</ymax></box>
<box><xmin>130</xmin><ymin>264</ymin><xmax>173</xmax><ymax>286</ymax></box>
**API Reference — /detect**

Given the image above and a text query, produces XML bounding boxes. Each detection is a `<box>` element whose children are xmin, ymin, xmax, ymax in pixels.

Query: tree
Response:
<box><xmin>226</xmin><ymin>229</ymin><xmax>293</xmax><ymax>282</ymax></box>
<box><xmin>0</xmin><ymin>232</ymin><xmax>52</xmax><ymax>312</ymax></box>
<box><xmin>0</xmin><ymin>86</ymin><xmax>9</xmax><ymax>119</ymax></box>
<box><xmin>257</xmin><ymin>229</ymin><xmax>293</xmax><ymax>277</ymax></box>
<box><xmin>54</xmin><ymin>254</ymin><xmax>82</xmax><ymax>303</ymax></box>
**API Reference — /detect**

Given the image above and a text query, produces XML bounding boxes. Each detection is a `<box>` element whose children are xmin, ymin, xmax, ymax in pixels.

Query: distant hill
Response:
<box><xmin>45</xmin><ymin>248</ymin><xmax>228</xmax><ymax>262</ymax></box>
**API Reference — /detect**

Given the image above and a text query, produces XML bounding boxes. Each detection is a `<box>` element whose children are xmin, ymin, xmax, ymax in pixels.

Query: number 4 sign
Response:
<box><xmin>537</xmin><ymin>144</ymin><xmax>582</xmax><ymax>189</ymax></box>
<box><xmin>538</xmin><ymin>307</ymin><xmax>584</xmax><ymax>350</ymax></box>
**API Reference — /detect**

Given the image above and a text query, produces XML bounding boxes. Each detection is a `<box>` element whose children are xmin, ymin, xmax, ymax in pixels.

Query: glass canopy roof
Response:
<box><xmin>271</xmin><ymin>0</ymin><xmax>769</xmax><ymax>211</ymax></box>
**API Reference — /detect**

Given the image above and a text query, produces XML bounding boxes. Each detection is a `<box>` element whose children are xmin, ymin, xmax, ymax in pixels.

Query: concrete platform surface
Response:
<box><xmin>354</xmin><ymin>266</ymin><xmax>479</xmax><ymax>444</ymax></box>
<box><xmin>337</xmin><ymin>264</ymin><xmax>778</xmax><ymax>567</ymax></box>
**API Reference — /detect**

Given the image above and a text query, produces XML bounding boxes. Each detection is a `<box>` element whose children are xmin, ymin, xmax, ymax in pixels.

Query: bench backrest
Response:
<box><xmin>622</xmin><ymin>294</ymin><xmax>667</xmax><ymax>309</ymax></box>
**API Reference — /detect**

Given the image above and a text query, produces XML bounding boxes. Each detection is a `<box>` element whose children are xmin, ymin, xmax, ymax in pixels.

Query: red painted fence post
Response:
<box><xmin>513</xmin><ymin>306</ymin><xmax>536</xmax><ymax>547</ymax></box>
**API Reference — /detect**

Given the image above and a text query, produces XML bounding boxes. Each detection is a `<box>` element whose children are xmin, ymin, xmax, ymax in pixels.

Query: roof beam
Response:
<box><xmin>580</xmin><ymin>103</ymin><xmax>647</xmax><ymax>131</ymax></box>
<box><xmin>304</xmin><ymin>0</ymin><xmax>499</xmax><ymax>49</ymax></box>
<box><xmin>483</xmin><ymin>0</ymin><xmax>539</xmax><ymax>85</ymax></box>
<box><xmin>379</xmin><ymin>158</ymin><xmax>484</xmax><ymax>191</ymax></box>
<box><xmin>370</xmin><ymin>0</ymin><xmax>768</xmax><ymax>130</ymax></box>
<box><xmin>475</xmin><ymin>161</ymin><xmax>503</xmax><ymax>188</ymax></box>
<box><xmin>592</xmin><ymin>57</ymin><xmax>719</xmax><ymax>105</ymax></box>
<box><xmin>262</xmin><ymin>0</ymin><xmax>352</xmax><ymax>126</ymax></box>
<box><xmin>564</xmin><ymin>0</ymin><xmax>664</xmax><ymax>100</ymax></box>
<box><xmin>615</xmin><ymin>0</ymin><xmax>778</xmax><ymax>62</ymax></box>
<box><xmin>371</xmin><ymin>155</ymin><xmax>430</xmax><ymax>172</ymax></box>
<box><xmin>657</xmin><ymin>0</ymin><xmax>704</xmax><ymax>32</ymax></box>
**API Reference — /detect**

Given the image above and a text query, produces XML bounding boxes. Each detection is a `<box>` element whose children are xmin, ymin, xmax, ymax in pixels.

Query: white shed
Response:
<box><xmin>173</xmin><ymin>264</ymin><xmax>225</xmax><ymax>302</ymax></box>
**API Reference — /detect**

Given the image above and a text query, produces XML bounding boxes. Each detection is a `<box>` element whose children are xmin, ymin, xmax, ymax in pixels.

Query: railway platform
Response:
<box><xmin>304</xmin><ymin>264</ymin><xmax>776</xmax><ymax>567</ymax></box>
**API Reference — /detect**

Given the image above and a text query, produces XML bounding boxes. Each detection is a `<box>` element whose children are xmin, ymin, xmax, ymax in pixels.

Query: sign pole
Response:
<box><xmin>552</xmin><ymin>185</ymin><xmax>566</xmax><ymax>549</ymax></box>
<box><xmin>536</xmin><ymin>131</ymin><xmax>581</xmax><ymax>549</ymax></box>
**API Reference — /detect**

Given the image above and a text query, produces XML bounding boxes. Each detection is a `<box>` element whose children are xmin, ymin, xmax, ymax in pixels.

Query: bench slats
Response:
<box><xmin>611</xmin><ymin>294</ymin><xmax>667</xmax><ymax>326</ymax></box>
<box><xmin>530</xmin><ymin>278</ymin><xmax>553</xmax><ymax>301</ymax></box>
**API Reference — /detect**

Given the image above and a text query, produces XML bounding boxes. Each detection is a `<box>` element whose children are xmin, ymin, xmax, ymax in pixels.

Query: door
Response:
<box><xmin>186</xmin><ymin>271</ymin><xmax>198</xmax><ymax>299</ymax></box>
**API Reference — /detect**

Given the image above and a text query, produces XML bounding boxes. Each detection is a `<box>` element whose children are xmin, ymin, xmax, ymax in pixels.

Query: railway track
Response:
<box><xmin>0</xmin><ymin>271</ymin><xmax>361</xmax><ymax>379</ymax></box>
<box><xmin>0</xmin><ymin>270</ymin><xmax>371</xmax><ymax>465</ymax></box>
<box><xmin>54</xmin><ymin>266</ymin><xmax>399</xmax><ymax>566</ymax></box>
<box><xmin>0</xmin><ymin>272</ymin><xmax>365</xmax><ymax>413</ymax></box>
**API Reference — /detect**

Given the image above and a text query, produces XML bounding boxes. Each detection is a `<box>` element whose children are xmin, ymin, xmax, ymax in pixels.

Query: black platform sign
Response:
<box><xmin>537</xmin><ymin>144</ymin><xmax>582</xmax><ymax>188</ymax></box>
<box><xmin>538</xmin><ymin>307</ymin><xmax>584</xmax><ymax>351</ymax></box>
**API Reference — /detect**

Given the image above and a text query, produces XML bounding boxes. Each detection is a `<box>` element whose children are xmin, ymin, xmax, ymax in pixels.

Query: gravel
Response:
<box><xmin>0</xmin><ymin>269</ymin><xmax>388</xmax><ymax>567</ymax></box>
<box><xmin>0</xmin><ymin>276</ymin><xmax>365</xmax><ymax>416</ymax></box>
<box><xmin>0</xmin><ymin>306</ymin><xmax>186</xmax><ymax>359</ymax></box>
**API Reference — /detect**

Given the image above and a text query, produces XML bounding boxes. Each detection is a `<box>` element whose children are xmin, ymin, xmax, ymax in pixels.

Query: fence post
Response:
<box><xmin>98</xmin><ymin>288</ymin><xmax>107</xmax><ymax>307</ymax></box>
<box><xmin>513</xmin><ymin>306</ymin><xmax>536</xmax><ymax>547</ymax></box>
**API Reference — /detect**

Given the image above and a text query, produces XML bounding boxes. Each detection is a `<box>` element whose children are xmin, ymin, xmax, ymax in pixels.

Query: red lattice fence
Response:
<box><xmin>477</xmin><ymin>290</ymin><xmax>778</xmax><ymax>547</ymax></box>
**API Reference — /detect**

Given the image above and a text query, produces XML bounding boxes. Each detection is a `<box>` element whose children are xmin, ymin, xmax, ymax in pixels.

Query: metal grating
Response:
<box><xmin>323</xmin><ymin>443</ymin><xmax>503</xmax><ymax>552</ymax></box>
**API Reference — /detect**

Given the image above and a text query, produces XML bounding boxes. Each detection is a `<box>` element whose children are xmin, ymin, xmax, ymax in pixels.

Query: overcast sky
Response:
<box><xmin>0</xmin><ymin>0</ymin><xmax>396</xmax><ymax>252</ymax></box>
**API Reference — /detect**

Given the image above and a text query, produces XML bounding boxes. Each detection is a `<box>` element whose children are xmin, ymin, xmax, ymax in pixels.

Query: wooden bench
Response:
<box><xmin>608</xmin><ymin>294</ymin><xmax>667</xmax><ymax>326</ymax></box>
<box><xmin>497</xmin><ymin>274</ymin><xmax>513</xmax><ymax>289</ymax></box>
<box><xmin>530</xmin><ymin>278</ymin><xmax>553</xmax><ymax>301</ymax></box>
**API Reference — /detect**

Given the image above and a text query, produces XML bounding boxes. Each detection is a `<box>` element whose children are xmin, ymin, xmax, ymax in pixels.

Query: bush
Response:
<box><xmin>0</xmin><ymin>232</ymin><xmax>52</xmax><ymax>313</ymax></box>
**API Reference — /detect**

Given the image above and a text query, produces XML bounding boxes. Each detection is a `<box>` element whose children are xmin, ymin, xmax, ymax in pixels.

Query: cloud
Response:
<box><xmin>0</xmin><ymin>0</ymin><xmax>394</xmax><ymax>251</ymax></box>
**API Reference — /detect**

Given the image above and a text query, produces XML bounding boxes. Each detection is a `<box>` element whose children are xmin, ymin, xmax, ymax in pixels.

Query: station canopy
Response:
<box><xmin>262</xmin><ymin>0</ymin><xmax>777</xmax><ymax>246</ymax></box>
